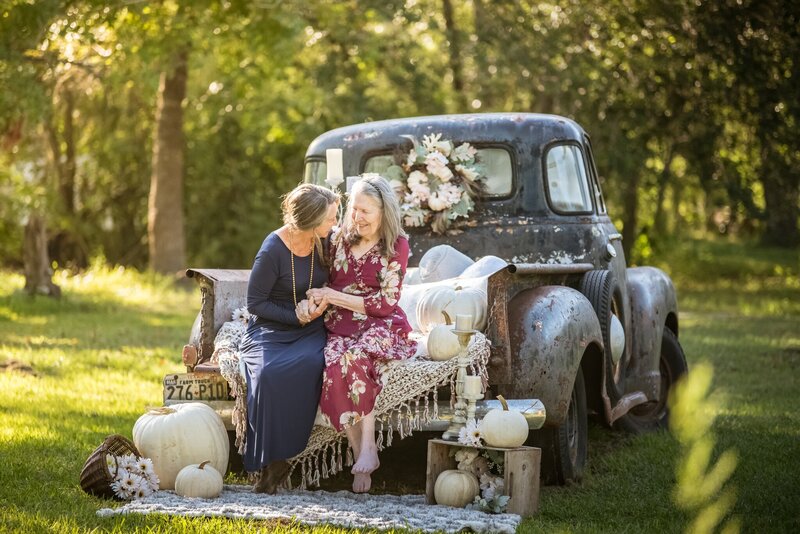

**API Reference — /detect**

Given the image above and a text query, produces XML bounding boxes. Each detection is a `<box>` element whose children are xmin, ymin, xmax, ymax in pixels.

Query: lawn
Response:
<box><xmin>0</xmin><ymin>239</ymin><xmax>797</xmax><ymax>533</ymax></box>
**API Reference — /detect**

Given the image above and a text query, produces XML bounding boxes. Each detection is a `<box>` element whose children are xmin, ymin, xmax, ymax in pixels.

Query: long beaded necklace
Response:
<box><xmin>289</xmin><ymin>229</ymin><xmax>315</xmax><ymax>307</ymax></box>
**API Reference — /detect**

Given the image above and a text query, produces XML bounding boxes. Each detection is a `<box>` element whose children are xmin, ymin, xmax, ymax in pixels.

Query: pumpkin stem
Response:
<box><xmin>199</xmin><ymin>461</ymin><xmax>210</xmax><ymax>470</ymax></box>
<box><xmin>442</xmin><ymin>310</ymin><xmax>453</xmax><ymax>325</ymax></box>
<box><xmin>497</xmin><ymin>395</ymin><xmax>510</xmax><ymax>411</ymax></box>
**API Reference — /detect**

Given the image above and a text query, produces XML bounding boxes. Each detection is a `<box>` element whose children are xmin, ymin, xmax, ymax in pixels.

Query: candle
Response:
<box><xmin>325</xmin><ymin>149</ymin><xmax>344</xmax><ymax>189</ymax></box>
<box><xmin>455</xmin><ymin>314</ymin><xmax>473</xmax><ymax>331</ymax></box>
<box><xmin>463</xmin><ymin>375</ymin><xmax>483</xmax><ymax>396</ymax></box>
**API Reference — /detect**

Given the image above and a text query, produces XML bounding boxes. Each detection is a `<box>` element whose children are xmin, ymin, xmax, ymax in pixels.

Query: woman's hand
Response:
<box><xmin>296</xmin><ymin>297</ymin><xmax>329</xmax><ymax>325</ymax></box>
<box><xmin>307</xmin><ymin>287</ymin><xmax>336</xmax><ymax>305</ymax></box>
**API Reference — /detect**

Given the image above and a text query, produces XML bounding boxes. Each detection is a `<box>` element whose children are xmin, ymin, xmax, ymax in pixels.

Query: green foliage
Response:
<box><xmin>670</xmin><ymin>363</ymin><xmax>740</xmax><ymax>534</ymax></box>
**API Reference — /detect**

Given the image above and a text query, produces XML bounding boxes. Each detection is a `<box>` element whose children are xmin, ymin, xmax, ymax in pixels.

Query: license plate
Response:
<box><xmin>163</xmin><ymin>373</ymin><xmax>231</xmax><ymax>402</ymax></box>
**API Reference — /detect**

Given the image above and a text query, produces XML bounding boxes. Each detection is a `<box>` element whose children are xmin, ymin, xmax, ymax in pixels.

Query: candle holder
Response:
<box><xmin>441</xmin><ymin>324</ymin><xmax>477</xmax><ymax>441</ymax></box>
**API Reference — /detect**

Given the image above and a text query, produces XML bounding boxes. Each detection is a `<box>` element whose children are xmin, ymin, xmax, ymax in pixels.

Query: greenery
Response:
<box><xmin>0</xmin><ymin>238</ymin><xmax>797</xmax><ymax>532</ymax></box>
<box><xmin>1</xmin><ymin>1</ymin><xmax>798</xmax><ymax>274</ymax></box>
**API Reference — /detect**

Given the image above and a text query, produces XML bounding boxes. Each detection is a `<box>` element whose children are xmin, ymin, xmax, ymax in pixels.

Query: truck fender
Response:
<box><xmin>507</xmin><ymin>286</ymin><xmax>603</xmax><ymax>427</ymax></box>
<box><xmin>625</xmin><ymin>267</ymin><xmax>679</xmax><ymax>400</ymax></box>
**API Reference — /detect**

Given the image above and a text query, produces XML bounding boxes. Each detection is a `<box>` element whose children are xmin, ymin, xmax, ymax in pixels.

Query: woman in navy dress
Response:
<box><xmin>239</xmin><ymin>183</ymin><xmax>340</xmax><ymax>493</ymax></box>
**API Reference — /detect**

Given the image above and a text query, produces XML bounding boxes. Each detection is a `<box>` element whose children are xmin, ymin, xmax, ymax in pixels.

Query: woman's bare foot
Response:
<box><xmin>351</xmin><ymin>447</ymin><xmax>379</xmax><ymax>493</ymax></box>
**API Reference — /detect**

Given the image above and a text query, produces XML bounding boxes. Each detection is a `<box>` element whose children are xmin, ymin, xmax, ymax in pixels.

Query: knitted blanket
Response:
<box><xmin>212</xmin><ymin>323</ymin><xmax>490</xmax><ymax>489</ymax></box>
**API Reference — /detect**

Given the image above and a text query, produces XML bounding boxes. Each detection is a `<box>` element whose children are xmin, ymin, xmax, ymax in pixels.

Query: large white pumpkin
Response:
<box><xmin>480</xmin><ymin>395</ymin><xmax>529</xmax><ymax>448</ymax></box>
<box><xmin>434</xmin><ymin>469</ymin><xmax>480</xmax><ymax>508</ymax></box>
<box><xmin>133</xmin><ymin>403</ymin><xmax>229</xmax><ymax>490</ymax></box>
<box><xmin>175</xmin><ymin>461</ymin><xmax>224</xmax><ymax>499</ymax></box>
<box><xmin>416</xmin><ymin>286</ymin><xmax>487</xmax><ymax>333</ymax></box>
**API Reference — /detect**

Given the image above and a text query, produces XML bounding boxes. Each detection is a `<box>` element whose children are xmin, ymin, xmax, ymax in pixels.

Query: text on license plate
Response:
<box><xmin>163</xmin><ymin>373</ymin><xmax>230</xmax><ymax>402</ymax></box>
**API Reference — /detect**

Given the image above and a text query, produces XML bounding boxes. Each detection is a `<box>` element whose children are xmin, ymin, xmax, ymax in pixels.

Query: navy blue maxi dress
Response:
<box><xmin>239</xmin><ymin>232</ymin><xmax>328</xmax><ymax>473</ymax></box>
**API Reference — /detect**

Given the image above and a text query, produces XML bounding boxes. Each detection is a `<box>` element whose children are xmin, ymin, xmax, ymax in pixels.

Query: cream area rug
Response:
<box><xmin>97</xmin><ymin>484</ymin><xmax>521</xmax><ymax>533</ymax></box>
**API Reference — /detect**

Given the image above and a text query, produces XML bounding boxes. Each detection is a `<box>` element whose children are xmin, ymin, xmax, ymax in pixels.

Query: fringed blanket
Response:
<box><xmin>212</xmin><ymin>322</ymin><xmax>491</xmax><ymax>489</ymax></box>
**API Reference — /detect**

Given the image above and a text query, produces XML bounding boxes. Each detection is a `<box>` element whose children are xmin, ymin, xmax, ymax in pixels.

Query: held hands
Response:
<box><xmin>295</xmin><ymin>296</ymin><xmax>329</xmax><ymax>325</ymax></box>
<box><xmin>306</xmin><ymin>287</ymin><xmax>335</xmax><ymax>305</ymax></box>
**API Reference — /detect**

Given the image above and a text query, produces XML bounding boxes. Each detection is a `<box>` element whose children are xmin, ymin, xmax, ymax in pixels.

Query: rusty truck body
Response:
<box><xmin>169</xmin><ymin>113</ymin><xmax>688</xmax><ymax>485</ymax></box>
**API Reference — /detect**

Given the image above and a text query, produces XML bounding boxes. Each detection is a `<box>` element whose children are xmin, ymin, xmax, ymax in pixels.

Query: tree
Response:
<box><xmin>148</xmin><ymin>48</ymin><xmax>188</xmax><ymax>274</ymax></box>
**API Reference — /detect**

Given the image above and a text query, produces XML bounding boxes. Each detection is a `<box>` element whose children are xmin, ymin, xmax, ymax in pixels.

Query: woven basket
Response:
<box><xmin>79</xmin><ymin>434</ymin><xmax>140</xmax><ymax>500</ymax></box>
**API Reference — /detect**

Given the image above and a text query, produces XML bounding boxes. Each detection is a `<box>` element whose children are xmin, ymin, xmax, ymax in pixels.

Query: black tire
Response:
<box><xmin>615</xmin><ymin>328</ymin><xmax>688</xmax><ymax>433</ymax></box>
<box><xmin>528</xmin><ymin>366</ymin><xmax>588</xmax><ymax>485</ymax></box>
<box><xmin>579</xmin><ymin>270</ymin><xmax>626</xmax><ymax>402</ymax></box>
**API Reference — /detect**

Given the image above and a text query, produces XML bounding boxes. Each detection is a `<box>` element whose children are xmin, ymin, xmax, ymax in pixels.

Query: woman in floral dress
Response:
<box><xmin>307</xmin><ymin>175</ymin><xmax>417</xmax><ymax>493</ymax></box>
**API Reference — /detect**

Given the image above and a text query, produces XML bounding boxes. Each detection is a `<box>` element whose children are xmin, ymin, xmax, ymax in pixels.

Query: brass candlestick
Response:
<box><xmin>442</xmin><ymin>316</ymin><xmax>477</xmax><ymax>441</ymax></box>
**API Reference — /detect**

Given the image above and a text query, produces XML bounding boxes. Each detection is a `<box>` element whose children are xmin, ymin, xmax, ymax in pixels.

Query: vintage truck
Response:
<box><xmin>167</xmin><ymin>113</ymin><xmax>688</xmax><ymax>485</ymax></box>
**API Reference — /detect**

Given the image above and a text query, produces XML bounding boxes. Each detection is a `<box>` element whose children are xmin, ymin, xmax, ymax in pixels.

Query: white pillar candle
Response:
<box><xmin>455</xmin><ymin>314</ymin><xmax>473</xmax><ymax>331</ymax></box>
<box><xmin>463</xmin><ymin>375</ymin><xmax>483</xmax><ymax>396</ymax></box>
<box><xmin>325</xmin><ymin>148</ymin><xmax>344</xmax><ymax>188</ymax></box>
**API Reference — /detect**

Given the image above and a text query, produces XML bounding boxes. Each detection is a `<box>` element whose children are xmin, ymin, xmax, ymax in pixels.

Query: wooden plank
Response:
<box><xmin>425</xmin><ymin>440</ymin><xmax>456</xmax><ymax>504</ymax></box>
<box><xmin>503</xmin><ymin>446</ymin><xmax>541</xmax><ymax>517</ymax></box>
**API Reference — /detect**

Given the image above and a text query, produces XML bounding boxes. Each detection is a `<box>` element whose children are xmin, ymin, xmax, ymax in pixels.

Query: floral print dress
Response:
<box><xmin>319</xmin><ymin>230</ymin><xmax>417</xmax><ymax>431</ymax></box>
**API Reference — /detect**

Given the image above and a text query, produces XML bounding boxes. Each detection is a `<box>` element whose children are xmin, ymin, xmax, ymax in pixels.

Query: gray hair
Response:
<box><xmin>343</xmin><ymin>174</ymin><xmax>407</xmax><ymax>258</ymax></box>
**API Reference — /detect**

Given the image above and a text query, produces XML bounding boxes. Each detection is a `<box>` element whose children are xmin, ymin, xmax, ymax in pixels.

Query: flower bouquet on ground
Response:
<box><xmin>106</xmin><ymin>453</ymin><xmax>160</xmax><ymax>500</ymax></box>
<box><xmin>383</xmin><ymin>133</ymin><xmax>486</xmax><ymax>234</ymax></box>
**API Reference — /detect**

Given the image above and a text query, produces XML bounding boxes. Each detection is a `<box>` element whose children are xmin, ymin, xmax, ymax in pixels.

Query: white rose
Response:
<box><xmin>407</xmin><ymin>170</ymin><xmax>428</xmax><ymax>188</ymax></box>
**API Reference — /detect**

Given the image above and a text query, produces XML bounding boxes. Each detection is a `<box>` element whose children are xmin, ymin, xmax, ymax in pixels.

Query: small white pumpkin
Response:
<box><xmin>417</xmin><ymin>285</ymin><xmax>488</xmax><ymax>333</ymax></box>
<box><xmin>175</xmin><ymin>461</ymin><xmax>224</xmax><ymax>498</ymax></box>
<box><xmin>427</xmin><ymin>312</ymin><xmax>462</xmax><ymax>361</ymax></box>
<box><xmin>480</xmin><ymin>395</ymin><xmax>529</xmax><ymax>448</ymax></box>
<box><xmin>434</xmin><ymin>469</ymin><xmax>480</xmax><ymax>508</ymax></box>
<box><xmin>133</xmin><ymin>403</ymin><xmax>229</xmax><ymax>490</ymax></box>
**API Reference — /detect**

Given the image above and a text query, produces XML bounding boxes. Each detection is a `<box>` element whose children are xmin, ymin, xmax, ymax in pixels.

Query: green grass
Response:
<box><xmin>1</xmin><ymin>239</ymin><xmax>798</xmax><ymax>533</ymax></box>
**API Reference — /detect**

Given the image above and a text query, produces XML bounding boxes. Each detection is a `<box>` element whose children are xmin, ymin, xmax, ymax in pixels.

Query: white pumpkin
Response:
<box><xmin>427</xmin><ymin>312</ymin><xmax>462</xmax><ymax>361</ymax></box>
<box><xmin>416</xmin><ymin>285</ymin><xmax>488</xmax><ymax>333</ymax></box>
<box><xmin>480</xmin><ymin>395</ymin><xmax>529</xmax><ymax>448</ymax></box>
<box><xmin>133</xmin><ymin>403</ymin><xmax>229</xmax><ymax>490</ymax></box>
<box><xmin>434</xmin><ymin>469</ymin><xmax>480</xmax><ymax>508</ymax></box>
<box><xmin>175</xmin><ymin>461</ymin><xmax>224</xmax><ymax>498</ymax></box>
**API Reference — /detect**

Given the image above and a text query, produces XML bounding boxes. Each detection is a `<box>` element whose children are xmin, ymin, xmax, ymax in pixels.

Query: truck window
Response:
<box><xmin>364</xmin><ymin>147</ymin><xmax>513</xmax><ymax>197</ymax></box>
<box><xmin>545</xmin><ymin>144</ymin><xmax>593</xmax><ymax>213</ymax></box>
<box><xmin>304</xmin><ymin>159</ymin><xmax>326</xmax><ymax>185</ymax></box>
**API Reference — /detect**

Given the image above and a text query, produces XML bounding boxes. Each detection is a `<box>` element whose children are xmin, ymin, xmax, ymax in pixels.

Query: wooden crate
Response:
<box><xmin>425</xmin><ymin>439</ymin><xmax>541</xmax><ymax>517</ymax></box>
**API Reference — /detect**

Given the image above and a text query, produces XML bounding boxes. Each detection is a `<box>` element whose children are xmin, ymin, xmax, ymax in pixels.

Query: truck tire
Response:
<box><xmin>579</xmin><ymin>270</ymin><xmax>626</xmax><ymax>403</ymax></box>
<box><xmin>529</xmin><ymin>366</ymin><xmax>587</xmax><ymax>485</ymax></box>
<box><xmin>615</xmin><ymin>328</ymin><xmax>688</xmax><ymax>433</ymax></box>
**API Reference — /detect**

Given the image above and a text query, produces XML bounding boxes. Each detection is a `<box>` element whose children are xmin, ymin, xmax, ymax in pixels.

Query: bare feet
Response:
<box><xmin>351</xmin><ymin>447</ymin><xmax>379</xmax><ymax>493</ymax></box>
<box><xmin>254</xmin><ymin>460</ymin><xmax>290</xmax><ymax>494</ymax></box>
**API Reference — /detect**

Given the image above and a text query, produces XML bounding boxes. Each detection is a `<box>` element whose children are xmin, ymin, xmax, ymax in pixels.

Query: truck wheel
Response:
<box><xmin>579</xmin><ymin>270</ymin><xmax>626</xmax><ymax>402</ymax></box>
<box><xmin>615</xmin><ymin>328</ymin><xmax>688</xmax><ymax>433</ymax></box>
<box><xmin>528</xmin><ymin>367</ymin><xmax>587</xmax><ymax>485</ymax></box>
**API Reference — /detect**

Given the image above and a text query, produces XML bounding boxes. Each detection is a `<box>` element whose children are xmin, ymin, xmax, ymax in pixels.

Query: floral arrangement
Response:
<box><xmin>383</xmin><ymin>133</ymin><xmax>486</xmax><ymax>234</ymax></box>
<box><xmin>231</xmin><ymin>306</ymin><xmax>251</xmax><ymax>324</ymax></box>
<box><xmin>106</xmin><ymin>453</ymin><xmax>159</xmax><ymax>500</ymax></box>
<box><xmin>455</xmin><ymin>419</ymin><xmax>510</xmax><ymax>513</ymax></box>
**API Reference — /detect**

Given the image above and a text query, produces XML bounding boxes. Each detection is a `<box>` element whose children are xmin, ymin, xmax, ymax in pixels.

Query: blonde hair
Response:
<box><xmin>281</xmin><ymin>183</ymin><xmax>340</xmax><ymax>262</ymax></box>
<box><xmin>342</xmin><ymin>174</ymin><xmax>407</xmax><ymax>258</ymax></box>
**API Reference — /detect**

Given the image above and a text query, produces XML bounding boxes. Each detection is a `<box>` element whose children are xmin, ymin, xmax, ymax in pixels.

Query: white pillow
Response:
<box><xmin>418</xmin><ymin>245</ymin><xmax>474</xmax><ymax>283</ymax></box>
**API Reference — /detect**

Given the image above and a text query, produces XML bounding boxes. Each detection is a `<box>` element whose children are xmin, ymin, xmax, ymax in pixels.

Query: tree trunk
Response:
<box><xmin>653</xmin><ymin>144</ymin><xmax>675</xmax><ymax>238</ymax></box>
<box><xmin>23</xmin><ymin>213</ymin><xmax>61</xmax><ymax>298</ymax></box>
<box><xmin>760</xmin><ymin>145</ymin><xmax>800</xmax><ymax>247</ymax></box>
<box><xmin>148</xmin><ymin>49</ymin><xmax>188</xmax><ymax>274</ymax></box>
<box><xmin>621</xmin><ymin>172</ymin><xmax>639</xmax><ymax>262</ymax></box>
<box><xmin>442</xmin><ymin>0</ymin><xmax>467</xmax><ymax>111</ymax></box>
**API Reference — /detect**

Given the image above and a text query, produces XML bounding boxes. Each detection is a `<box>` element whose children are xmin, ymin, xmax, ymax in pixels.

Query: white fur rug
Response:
<box><xmin>97</xmin><ymin>484</ymin><xmax>521</xmax><ymax>533</ymax></box>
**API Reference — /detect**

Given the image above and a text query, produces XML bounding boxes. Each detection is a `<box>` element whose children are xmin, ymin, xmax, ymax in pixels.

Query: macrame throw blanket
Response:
<box><xmin>212</xmin><ymin>322</ymin><xmax>491</xmax><ymax>489</ymax></box>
